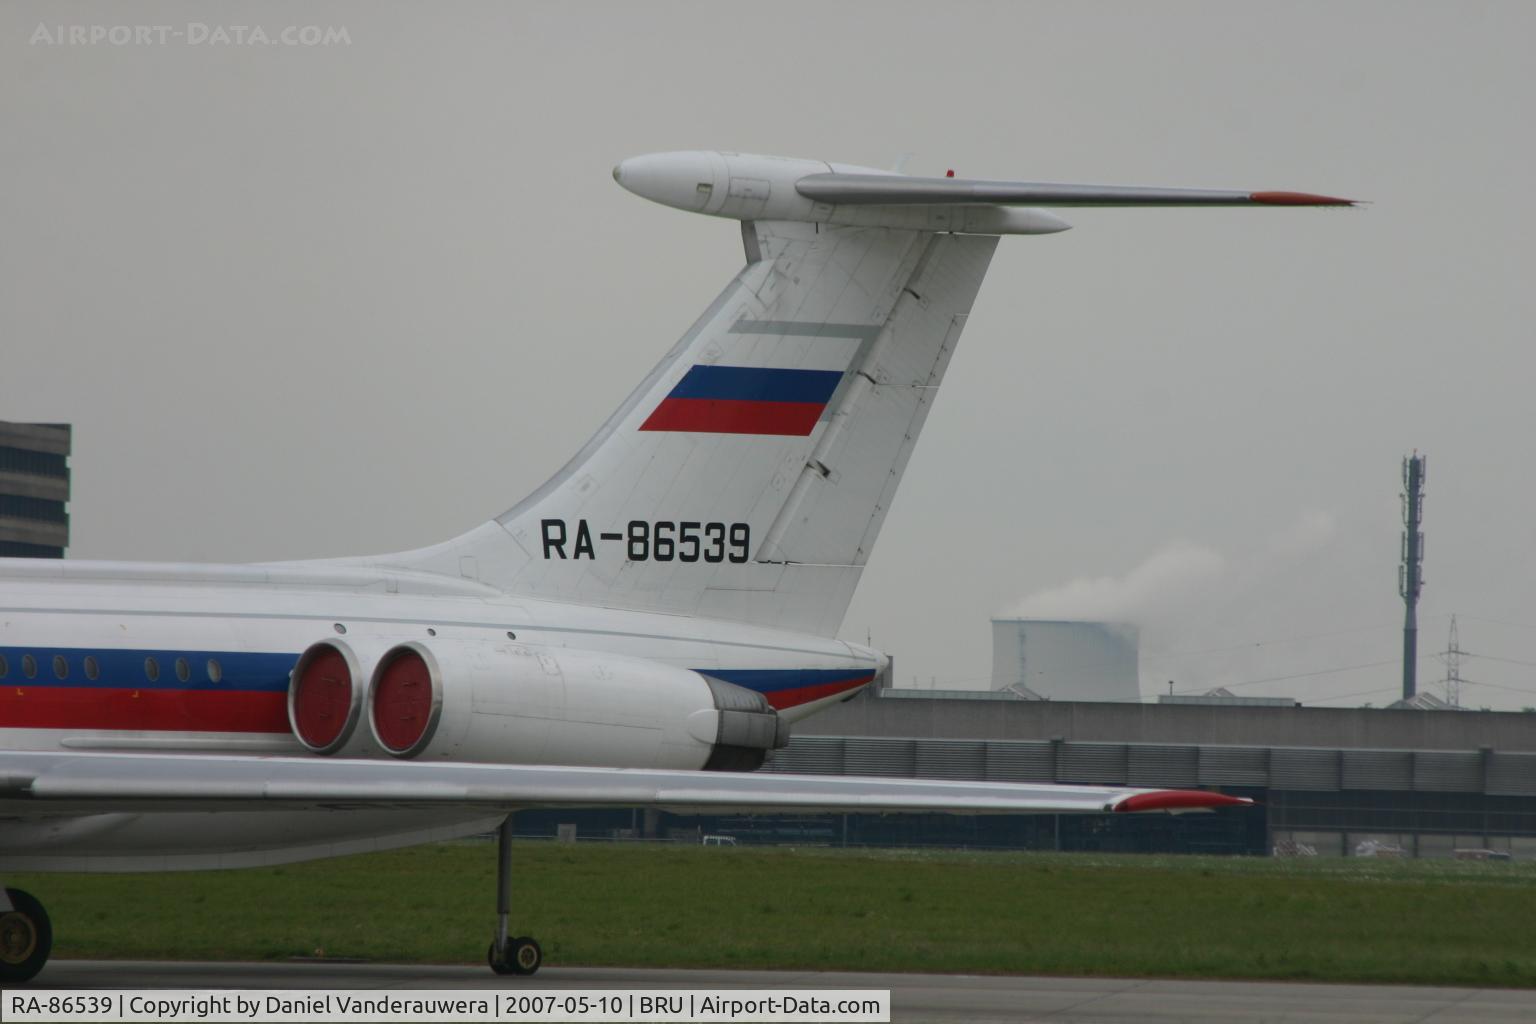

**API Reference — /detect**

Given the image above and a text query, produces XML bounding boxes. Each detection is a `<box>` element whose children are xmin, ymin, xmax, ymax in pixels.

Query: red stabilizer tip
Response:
<box><xmin>1115</xmin><ymin>790</ymin><xmax>1253</xmax><ymax>813</ymax></box>
<box><xmin>1249</xmin><ymin>191</ymin><xmax>1356</xmax><ymax>206</ymax></box>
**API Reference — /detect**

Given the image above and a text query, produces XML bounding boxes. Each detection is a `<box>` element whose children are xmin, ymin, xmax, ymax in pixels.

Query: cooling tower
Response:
<box><xmin>990</xmin><ymin>619</ymin><xmax>1140</xmax><ymax>702</ymax></box>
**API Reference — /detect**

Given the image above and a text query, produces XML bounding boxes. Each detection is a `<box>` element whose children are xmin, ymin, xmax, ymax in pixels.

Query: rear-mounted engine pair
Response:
<box><xmin>288</xmin><ymin>636</ymin><xmax>789</xmax><ymax>770</ymax></box>
<box><xmin>288</xmin><ymin>640</ymin><xmax>441</xmax><ymax>757</ymax></box>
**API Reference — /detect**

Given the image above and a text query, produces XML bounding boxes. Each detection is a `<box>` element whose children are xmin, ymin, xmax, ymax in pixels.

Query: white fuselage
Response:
<box><xmin>0</xmin><ymin>558</ymin><xmax>880</xmax><ymax>870</ymax></box>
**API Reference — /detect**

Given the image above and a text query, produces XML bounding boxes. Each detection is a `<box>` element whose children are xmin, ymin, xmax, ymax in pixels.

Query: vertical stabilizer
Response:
<box><xmin>359</xmin><ymin>219</ymin><xmax>995</xmax><ymax>636</ymax></box>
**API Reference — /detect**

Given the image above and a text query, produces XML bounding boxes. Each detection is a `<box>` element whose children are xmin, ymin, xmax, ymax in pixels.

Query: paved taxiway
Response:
<box><xmin>29</xmin><ymin>961</ymin><xmax>1536</xmax><ymax>1022</ymax></box>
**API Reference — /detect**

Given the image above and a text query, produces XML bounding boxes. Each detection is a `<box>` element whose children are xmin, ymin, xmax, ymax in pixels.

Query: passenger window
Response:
<box><xmin>53</xmin><ymin>655</ymin><xmax>68</xmax><ymax>680</ymax></box>
<box><xmin>22</xmin><ymin>654</ymin><xmax>37</xmax><ymax>679</ymax></box>
<box><xmin>144</xmin><ymin>657</ymin><xmax>160</xmax><ymax>682</ymax></box>
<box><xmin>206</xmin><ymin>659</ymin><xmax>223</xmax><ymax>684</ymax></box>
<box><xmin>84</xmin><ymin>655</ymin><xmax>100</xmax><ymax>681</ymax></box>
<box><xmin>175</xmin><ymin>657</ymin><xmax>191</xmax><ymax>683</ymax></box>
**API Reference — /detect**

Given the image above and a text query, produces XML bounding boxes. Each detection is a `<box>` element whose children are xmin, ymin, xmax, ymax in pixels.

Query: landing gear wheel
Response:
<box><xmin>510</xmin><ymin>936</ymin><xmax>542</xmax><ymax>976</ymax></box>
<box><xmin>0</xmin><ymin>889</ymin><xmax>52</xmax><ymax>984</ymax></box>
<box><xmin>488</xmin><ymin>936</ymin><xmax>542</xmax><ymax>977</ymax></box>
<box><xmin>488</xmin><ymin>941</ymin><xmax>515</xmax><ymax>976</ymax></box>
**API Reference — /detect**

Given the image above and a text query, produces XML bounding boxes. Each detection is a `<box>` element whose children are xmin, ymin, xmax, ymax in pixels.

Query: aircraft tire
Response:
<box><xmin>510</xmin><ymin>936</ymin><xmax>542</xmax><ymax>976</ymax></box>
<box><xmin>0</xmin><ymin>888</ymin><xmax>52</xmax><ymax>984</ymax></box>
<box><xmin>487</xmin><ymin>941</ymin><xmax>516</xmax><ymax>975</ymax></box>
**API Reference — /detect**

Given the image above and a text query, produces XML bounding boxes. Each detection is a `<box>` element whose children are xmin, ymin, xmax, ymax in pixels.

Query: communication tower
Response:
<box><xmin>1399</xmin><ymin>453</ymin><xmax>1426</xmax><ymax>701</ymax></box>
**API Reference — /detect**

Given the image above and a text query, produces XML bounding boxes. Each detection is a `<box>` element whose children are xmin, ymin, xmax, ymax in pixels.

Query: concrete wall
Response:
<box><xmin>798</xmin><ymin>687</ymin><xmax>1536</xmax><ymax>753</ymax></box>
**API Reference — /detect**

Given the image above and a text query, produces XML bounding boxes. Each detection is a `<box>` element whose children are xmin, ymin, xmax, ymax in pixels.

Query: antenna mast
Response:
<box><xmin>1399</xmin><ymin>453</ymin><xmax>1427</xmax><ymax>701</ymax></box>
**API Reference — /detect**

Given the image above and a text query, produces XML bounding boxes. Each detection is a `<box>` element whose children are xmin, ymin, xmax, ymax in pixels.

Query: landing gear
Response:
<box><xmin>486</xmin><ymin>815</ymin><xmax>542</xmax><ymax>976</ymax></box>
<box><xmin>487</xmin><ymin>936</ymin><xmax>542</xmax><ymax>976</ymax></box>
<box><xmin>0</xmin><ymin>888</ymin><xmax>52</xmax><ymax>984</ymax></box>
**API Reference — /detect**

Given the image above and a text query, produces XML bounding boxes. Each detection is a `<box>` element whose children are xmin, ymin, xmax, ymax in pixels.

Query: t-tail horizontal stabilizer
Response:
<box><xmin>614</xmin><ymin>150</ymin><xmax>1357</xmax><ymax>234</ymax></box>
<box><xmin>794</xmin><ymin>174</ymin><xmax>1357</xmax><ymax>208</ymax></box>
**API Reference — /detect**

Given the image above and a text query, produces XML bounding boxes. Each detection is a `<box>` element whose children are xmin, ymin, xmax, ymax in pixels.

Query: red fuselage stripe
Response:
<box><xmin>0</xmin><ymin>687</ymin><xmax>290</xmax><ymax>733</ymax></box>
<box><xmin>762</xmin><ymin>674</ymin><xmax>874</xmax><ymax>710</ymax></box>
<box><xmin>1</xmin><ymin>674</ymin><xmax>876</xmax><ymax>729</ymax></box>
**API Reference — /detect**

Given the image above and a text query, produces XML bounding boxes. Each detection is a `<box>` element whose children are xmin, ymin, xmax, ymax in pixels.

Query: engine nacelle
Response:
<box><xmin>365</xmin><ymin>640</ymin><xmax>788</xmax><ymax>771</ymax></box>
<box><xmin>287</xmin><ymin>638</ymin><xmax>388</xmax><ymax>756</ymax></box>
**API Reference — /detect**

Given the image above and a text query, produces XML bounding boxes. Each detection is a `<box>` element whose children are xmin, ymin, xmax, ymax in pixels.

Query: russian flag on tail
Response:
<box><xmin>641</xmin><ymin>365</ymin><xmax>843</xmax><ymax>436</ymax></box>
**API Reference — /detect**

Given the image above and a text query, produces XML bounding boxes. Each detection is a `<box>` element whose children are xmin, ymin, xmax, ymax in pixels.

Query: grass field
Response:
<box><xmin>13</xmin><ymin>842</ymin><xmax>1536</xmax><ymax>986</ymax></box>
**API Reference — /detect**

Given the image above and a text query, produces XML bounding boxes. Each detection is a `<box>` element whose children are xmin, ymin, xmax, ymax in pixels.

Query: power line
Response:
<box><xmin>1306</xmin><ymin>685</ymin><xmax>1403</xmax><ymax>706</ymax></box>
<box><xmin>1170</xmin><ymin>658</ymin><xmax>1405</xmax><ymax>694</ymax></box>
<box><xmin>1137</xmin><ymin>621</ymin><xmax>1401</xmax><ymax>664</ymax></box>
<box><xmin>1465</xmin><ymin>652</ymin><xmax>1536</xmax><ymax>669</ymax></box>
<box><xmin>928</xmin><ymin>622</ymin><xmax>1409</xmax><ymax>689</ymax></box>
<box><xmin>1458</xmin><ymin>614</ymin><xmax>1536</xmax><ymax>632</ymax></box>
<box><xmin>1460</xmin><ymin>678</ymin><xmax>1536</xmax><ymax>698</ymax></box>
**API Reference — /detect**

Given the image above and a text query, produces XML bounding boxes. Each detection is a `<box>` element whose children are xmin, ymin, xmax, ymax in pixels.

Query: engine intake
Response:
<box><xmin>368</xmin><ymin>642</ymin><xmax>442</xmax><ymax>758</ymax></box>
<box><xmin>288</xmin><ymin>639</ymin><xmax>368</xmax><ymax>755</ymax></box>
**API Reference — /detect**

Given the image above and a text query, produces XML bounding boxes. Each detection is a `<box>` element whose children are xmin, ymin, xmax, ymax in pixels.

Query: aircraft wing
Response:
<box><xmin>0</xmin><ymin>750</ymin><xmax>1247</xmax><ymax>816</ymax></box>
<box><xmin>795</xmin><ymin>172</ymin><xmax>1357</xmax><ymax>207</ymax></box>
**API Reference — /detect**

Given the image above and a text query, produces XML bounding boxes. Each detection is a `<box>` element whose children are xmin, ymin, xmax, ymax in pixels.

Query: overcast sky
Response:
<box><xmin>3</xmin><ymin>1</ymin><xmax>1533</xmax><ymax>707</ymax></box>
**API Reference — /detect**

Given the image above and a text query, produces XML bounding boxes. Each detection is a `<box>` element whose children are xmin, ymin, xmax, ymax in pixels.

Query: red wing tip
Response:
<box><xmin>1115</xmin><ymin>790</ymin><xmax>1254</xmax><ymax>813</ymax></box>
<box><xmin>1249</xmin><ymin>191</ymin><xmax>1358</xmax><ymax>207</ymax></box>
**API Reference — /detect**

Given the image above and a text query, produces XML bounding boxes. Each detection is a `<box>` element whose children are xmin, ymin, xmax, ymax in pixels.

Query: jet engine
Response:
<box><xmin>287</xmin><ymin>638</ymin><xmax>388</xmax><ymax>756</ymax></box>
<box><xmin>365</xmin><ymin>640</ymin><xmax>788</xmax><ymax>771</ymax></box>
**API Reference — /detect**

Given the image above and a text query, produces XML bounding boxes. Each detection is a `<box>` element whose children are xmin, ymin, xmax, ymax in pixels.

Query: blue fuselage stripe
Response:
<box><xmin>702</xmin><ymin>668</ymin><xmax>873</xmax><ymax>694</ymax></box>
<box><xmin>0</xmin><ymin>646</ymin><xmax>295</xmax><ymax>692</ymax></box>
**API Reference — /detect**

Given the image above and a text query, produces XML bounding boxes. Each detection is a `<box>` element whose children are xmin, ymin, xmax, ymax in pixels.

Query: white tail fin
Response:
<box><xmin>357</xmin><ymin>218</ymin><xmax>993</xmax><ymax>636</ymax></box>
<box><xmin>343</xmin><ymin>152</ymin><xmax>1348</xmax><ymax>636</ymax></box>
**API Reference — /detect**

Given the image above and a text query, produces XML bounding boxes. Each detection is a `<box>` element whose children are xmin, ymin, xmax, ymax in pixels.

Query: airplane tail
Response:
<box><xmin>345</xmin><ymin>152</ymin><xmax>1352</xmax><ymax>637</ymax></box>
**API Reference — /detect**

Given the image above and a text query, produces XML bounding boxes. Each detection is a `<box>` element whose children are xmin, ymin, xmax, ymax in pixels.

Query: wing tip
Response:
<box><xmin>1114</xmin><ymin>790</ymin><xmax>1254</xmax><ymax>813</ymax></box>
<box><xmin>1249</xmin><ymin>191</ymin><xmax>1360</xmax><ymax>207</ymax></box>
